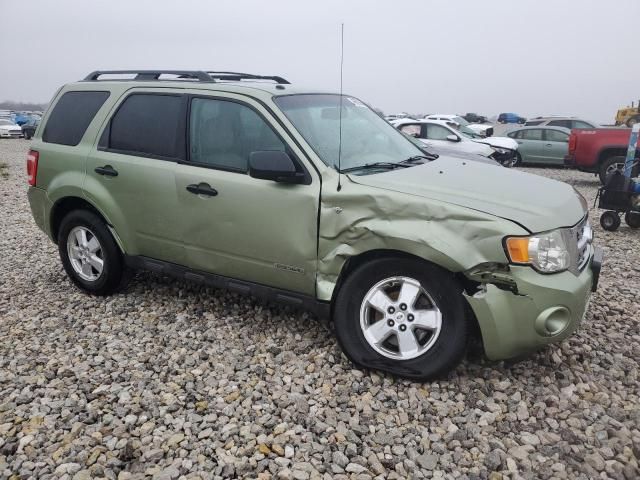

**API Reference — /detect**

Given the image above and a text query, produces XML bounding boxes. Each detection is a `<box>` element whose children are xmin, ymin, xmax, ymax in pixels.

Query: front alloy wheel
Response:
<box><xmin>334</xmin><ymin>257</ymin><xmax>468</xmax><ymax>381</ymax></box>
<box><xmin>360</xmin><ymin>277</ymin><xmax>442</xmax><ymax>360</ymax></box>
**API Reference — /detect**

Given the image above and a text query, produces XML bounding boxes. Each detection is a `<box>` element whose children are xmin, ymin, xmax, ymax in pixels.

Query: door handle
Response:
<box><xmin>186</xmin><ymin>183</ymin><xmax>218</xmax><ymax>197</ymax></box>
<box><xmin>545</xmin><ymin>143</ymin><xmax>552</xmax><ymax>147</ymax></box>
<box><xmin>94</xmin><ymin>165</ymin><xmax>118</xmax><ymax>177</ymax></box>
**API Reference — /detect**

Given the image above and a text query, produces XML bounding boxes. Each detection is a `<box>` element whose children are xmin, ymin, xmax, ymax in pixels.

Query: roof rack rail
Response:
<box><xmin>205</xmin><ymin>71</ymin><xmax>290</xmax><ymax>84</ymax></box>
<box><xmin>83</xmin><ymin>70</ymin><xmax>215</xmax><ymax>82</ymax></box>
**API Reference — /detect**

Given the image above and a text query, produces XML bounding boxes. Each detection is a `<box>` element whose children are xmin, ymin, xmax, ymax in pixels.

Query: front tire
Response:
<box><xmin>626</xmin><ymin>115</ymin><xmax>640</xmax><ymax>128</ymax></box>
<box><xmin>58</xmin><ymin>210</ymin><xmax>127</xmax><ymax>295</ymax></box>
<box><xmin>334</xmin><ymin>257</ymin><xmax>468</xmax><ymax>381</ymax></box>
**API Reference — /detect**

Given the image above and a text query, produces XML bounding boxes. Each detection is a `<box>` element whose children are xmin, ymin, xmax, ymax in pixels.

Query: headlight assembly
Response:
<box><xmin>505</xmin><ymin>230</ymin><xmax>571</xmax><ymax>273</ymax></box>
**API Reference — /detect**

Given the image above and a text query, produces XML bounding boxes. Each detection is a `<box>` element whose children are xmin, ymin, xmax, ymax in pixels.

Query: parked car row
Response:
<box><xmin>0</xmin><ymin>111</ymin><xmax>41</xmax><ymax>139</ymax></box>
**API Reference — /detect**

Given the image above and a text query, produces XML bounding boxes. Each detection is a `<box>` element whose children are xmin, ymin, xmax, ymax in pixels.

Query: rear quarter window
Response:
<box><xmin>43</xmin><ymin>91</ymin><xmax>110</xmax><ymax>146</ymax></box>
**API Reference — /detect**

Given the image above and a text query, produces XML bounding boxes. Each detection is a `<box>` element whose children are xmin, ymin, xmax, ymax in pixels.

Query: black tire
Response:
<box><xmin>333</xmin><ymin>257</ymin><xmax>468</xmax><ymax>381</ymax></box>
<box><xmin>625</xmin><ymin>211</ymin><xmax>640</xmax><ymax>229</ymax></box>
<box><xmin>600</xmin><ymin>211</ymin><xmax>621</xmax><ymax>231</ymax></box>
<box><xmin>513</xmin><ymin>152</ymin><xmax>523</xmax><ymax>167</ymax></box>
<box><xmin>626</xmin><ymin>115</ymin><xmax>640</xmax><ymax>128</ymax></box>
<box><xmin>599</xmin><ymin>156</ymin><xmax>626</xmax><ymax>185</ymax></box>
<box><xmin>58</xmin><ymin>210</ymin><xmax>127</xmax><ymax>295</ymax></box>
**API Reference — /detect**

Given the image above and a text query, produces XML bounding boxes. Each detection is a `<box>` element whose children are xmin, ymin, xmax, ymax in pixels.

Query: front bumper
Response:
<box><xmin>465</xmin><ymin>246</ymin><xmax>603</xmax><ymax>360</ymax></box>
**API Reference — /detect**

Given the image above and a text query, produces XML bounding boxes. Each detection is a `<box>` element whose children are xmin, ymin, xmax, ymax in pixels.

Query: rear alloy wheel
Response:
<box><xmin>58</xmin><ymin>210</ymin><xmax>127</xmax><ymax>295</ymax></box>
<box><xmin>599</xmin><ymin>156</ymin><xmax>626</xmax><ymax>185</ymax></box>
<box><xmin>334</xmin><ymin>257</ymin><xmax>468</xmax><ymax>381</ymax></box>
<box><xmin>625</xmin><ymin>211</ymin><xmax>640</xmax><ymax>229</ymax></box>
<box><xmin>600</xmin><ymin>211</ymin><xmax>621</xmax><ymax>231</ymax></box>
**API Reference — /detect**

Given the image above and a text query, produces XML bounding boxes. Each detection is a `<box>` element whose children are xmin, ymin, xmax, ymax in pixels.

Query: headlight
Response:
<box><xmin>493</xmin><ymin>147</ymin><xmax>508</xmax><ymax>154</ymax></box>
<box><xmin>505</xmin><ymin>230</ymin><xmax>570</xmax><ymax>273</ymax></box>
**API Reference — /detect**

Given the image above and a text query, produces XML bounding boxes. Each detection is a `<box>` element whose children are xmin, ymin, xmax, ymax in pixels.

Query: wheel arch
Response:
<box><xmin>50</xmin><ymin>196</ymin><xmax>125</xmax><ymax>253</ymax></box>
<box><xmin>597</xmin><ymin>146</ymin><xmax>626</xmax><ymax>166</ymax></box>
<box><xmin>328</xmin><ymin>248</ymin><xmax>483</xmax><ymax>347</ymax></box>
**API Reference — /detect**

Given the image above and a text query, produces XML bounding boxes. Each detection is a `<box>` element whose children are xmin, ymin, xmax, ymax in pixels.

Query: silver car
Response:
<box><xmin>524</xmin><ymin>117</ymin><xmax>598</xmax><ymax>129</ymax></box>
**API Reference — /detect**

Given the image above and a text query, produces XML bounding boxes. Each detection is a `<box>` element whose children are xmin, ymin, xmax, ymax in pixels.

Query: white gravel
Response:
<box><xmin>0</xmin><ymin>138</ymin><xmax>639</xmax><ymax>479</ymax></box>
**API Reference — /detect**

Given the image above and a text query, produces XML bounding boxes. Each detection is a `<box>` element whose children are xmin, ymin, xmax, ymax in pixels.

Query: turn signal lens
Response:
<box><xmin>506</xmin><ymin>237</ymin><xmax>530</xmax><ymax>263</ymax></box>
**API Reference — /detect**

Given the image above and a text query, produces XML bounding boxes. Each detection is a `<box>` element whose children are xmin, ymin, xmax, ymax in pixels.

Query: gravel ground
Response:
<box><xmin>0</xmin><ymin>138</ymin><xmax>639</xmax><ymax>480</ymax></box>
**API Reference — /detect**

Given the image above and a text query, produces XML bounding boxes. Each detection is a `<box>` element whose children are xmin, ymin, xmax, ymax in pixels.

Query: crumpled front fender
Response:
<box><xmin>316</xmin><ymin>176</ymin><xmax>528</xmax><ymax>301</ymax></box>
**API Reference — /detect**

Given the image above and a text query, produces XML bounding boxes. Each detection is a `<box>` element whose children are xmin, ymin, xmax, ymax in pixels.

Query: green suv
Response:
<box><xmin>27</xmin><ymin>70</ymin><xmax>603</xmax><ymax>380</ymax></box>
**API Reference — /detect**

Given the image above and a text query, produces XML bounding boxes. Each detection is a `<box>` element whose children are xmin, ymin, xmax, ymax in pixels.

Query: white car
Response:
<box><xmin>392</xmin><ymin>119</ymin><xmax>519</xmax><ymax>166</ymax></box>
<box><xmin>0</xmin><ymin>119</ymin><xmax>23</xmax><ymax>138</ymax></box>
<box><xmin>424</xmin><ymin>114</ymin><xmax>493</xmax><ymax>137</ymax></box>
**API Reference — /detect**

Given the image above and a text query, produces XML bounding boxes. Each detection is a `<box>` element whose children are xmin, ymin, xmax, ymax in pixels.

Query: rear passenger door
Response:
<box><xmin>541</xmin><ymin>128</ymin><xmax>569</xmax><ymax>164</ymax></box>
<box><xmin>85</xmin><ymin>90</ymin><xmax>186</xmax><ymax>264</ymax></box>
<box><xmin>516</xmin><ymin>129</ymin><xmax>546</xmax><ymax>163</ymax></box>
<box><xmin>174</xmin><ymin>94</ymin><xmax>320</xmax><ymax>295</ymax></box>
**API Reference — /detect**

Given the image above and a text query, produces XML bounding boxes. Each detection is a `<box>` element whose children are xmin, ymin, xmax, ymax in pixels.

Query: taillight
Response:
<box><xmin>27</xmin><ymin>150</ymin><xmax>39</xmax><ymax>186</ymax></box>
<box><xmin>568</xmin><ymin>134</ymin><xmax>577</xmax><ymax>154</ymax></box>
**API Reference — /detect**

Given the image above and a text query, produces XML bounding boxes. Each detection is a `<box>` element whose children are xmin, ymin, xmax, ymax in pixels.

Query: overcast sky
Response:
<box><xmin>2</xmin><ymin>0</ymin><xmax>638</xmax><ymax>123</ymax></box>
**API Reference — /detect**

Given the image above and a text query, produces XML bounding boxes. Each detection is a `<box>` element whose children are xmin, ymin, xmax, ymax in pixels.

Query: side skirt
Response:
<box><xmin>124</xmin><ymin>255</ymin><xmax>331</xmax><ymax>320</ymax></box>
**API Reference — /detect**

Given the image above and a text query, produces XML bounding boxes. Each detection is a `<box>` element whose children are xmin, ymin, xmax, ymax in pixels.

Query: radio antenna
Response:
<box><xmin>337</xmin><ymin>23</ymin><xmax>344</xmax><ymax>192</ymax></box>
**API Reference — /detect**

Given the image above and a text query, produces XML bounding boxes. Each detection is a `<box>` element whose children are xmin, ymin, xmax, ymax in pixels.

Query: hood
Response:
<box><xmin>473</xmin><ymin>136</ymin><xmax>518</xmax><ymax>150</ymax></box>
<box><xmin>466</xmin><ymin>123</ymin><xmax>491</xmax><ymax>133</ymax></box>
<box><xmin>348</xmin><ymin>156</ymin><xmax>585</xmax><ymax>232</ymax></box>
<box><xmin>0</xmin><ymin>125</ymin><xmax>20</xmax><ymax>131</ymax></box>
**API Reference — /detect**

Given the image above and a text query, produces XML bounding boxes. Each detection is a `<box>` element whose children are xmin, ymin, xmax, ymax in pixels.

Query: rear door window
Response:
<box><xmin>544</xmin><ymin>129</ymin><xmax>569</xmax><ymax>142</ymax></box>
<box><xmin>43</xmin><ymin>91</ymin><xmax>110</xmax><ymax>146</ymax></box>
<box><xmin>105</xmin><ymin>94</ymin><xmax>185</xmax><ymax>159</ymax></box>
<box><xmin>522</xmin><ymin>129</ymin><xmax>543</xmax><ymax>140</ymax></box>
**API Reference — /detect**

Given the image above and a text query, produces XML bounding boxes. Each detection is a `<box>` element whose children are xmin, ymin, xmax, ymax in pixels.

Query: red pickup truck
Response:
<box><xmin>565</xmin><ymin>128</ymin><xmax>639</xmax><ymax>183</ymax></box>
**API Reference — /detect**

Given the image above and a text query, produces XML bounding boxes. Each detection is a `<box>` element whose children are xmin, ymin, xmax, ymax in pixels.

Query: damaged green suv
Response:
<box><xmin>27</xmin><ymin>70</ymin><xmax>602</xmax><ymax>380</ymax></box>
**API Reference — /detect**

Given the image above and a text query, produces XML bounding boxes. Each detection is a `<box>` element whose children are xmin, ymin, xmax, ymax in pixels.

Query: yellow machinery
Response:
<box><xmin>616</xmin><ymin>100</ymin><xmax>640</xmax><ymax>127</ymax></box>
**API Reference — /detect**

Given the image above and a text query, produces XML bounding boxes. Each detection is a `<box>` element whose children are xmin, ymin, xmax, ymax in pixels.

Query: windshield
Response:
<box><xmin>274</xmin><ymin>94</ymin><xmax>423</xmax><ymax>171</ymax></box>
<box><xmin>452</xmin><ymin>116</ymin><xmax>469</xmax><ymax>127</ymax></box>
<box><xmin>459</xmin><ymin>125</ymin><xmax>480</xmax><ymax>138</ymax></box>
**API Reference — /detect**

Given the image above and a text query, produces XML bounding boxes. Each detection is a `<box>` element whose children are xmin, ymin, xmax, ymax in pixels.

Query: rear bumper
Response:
<box><xmin>27</xmin><ymin>186</ymin><xmax>54</xmax><ymax>240</ymax></box>
<box><xmin>564</xmin><ymin>154</ymin><xmax>576</xmax><ymax>166</ymax></box>
<box><xmin>465</xmin><ymin>247</ymin><xmax>602</xmax><ymax>360</ymax></box>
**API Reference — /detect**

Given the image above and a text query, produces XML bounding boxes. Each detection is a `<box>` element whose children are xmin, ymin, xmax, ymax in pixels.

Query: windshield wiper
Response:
<box><xmin>400</xmin><ymin>154</ymin><xmax>438</xmax><ymax>164</ymax></box>
<box><xmin>340</xmin><ymin>162</ymin><xmax>410</xmax><ymax>173</ymax></box>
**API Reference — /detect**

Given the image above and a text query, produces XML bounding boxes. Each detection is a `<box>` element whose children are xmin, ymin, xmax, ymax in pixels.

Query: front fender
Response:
<box><xmin>316</xmin><ymin>178</ymin><xmax>527</xmax><ymax>301</ymax></box>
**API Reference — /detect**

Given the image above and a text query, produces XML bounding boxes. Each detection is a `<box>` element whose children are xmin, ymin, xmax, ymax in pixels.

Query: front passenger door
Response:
<box><xmin>175</xmin><ymin>95</ymin><xmax>320</xmax><ymax>295</ymax></box>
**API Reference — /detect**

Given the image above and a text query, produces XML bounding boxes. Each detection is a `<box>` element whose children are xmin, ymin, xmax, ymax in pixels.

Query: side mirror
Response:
<box><xmin>446</xmin><ymin>134</ymin><xmax>460</xmax><ymax>142</ymax></box>
<box><xmin>249</xmin><ymin>151</ymin><xmax>305</xmax><ymax>184</ymax></box>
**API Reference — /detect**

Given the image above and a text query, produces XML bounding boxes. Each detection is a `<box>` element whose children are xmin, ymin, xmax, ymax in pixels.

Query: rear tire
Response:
<box><xmin>599</xmin><ymin>156</ymin><xmax>626</xmax><ymax>185</ymax></box>
<box><xmin>600</xmin><ymin>211</ymin><xmax>621</xmax><ymax>231</ymax></box>
<box><xmin>625</xmin><ymin>211</ymin><xmax>640</xmax><ymax>229</ymax></box>
<box><xmin>626</xmin><ymin>115</ymin><xmax>640</xmax><ymax>128</ymax></box>
<box><xmin>58</xmin><ymin>210</ymin><xmax>127</xmax><ymax>295</ymax></box>
<box><xmin>333</xmin><ymin>257</ymin><xmax>468</xmax><ymax>381</ymax></box>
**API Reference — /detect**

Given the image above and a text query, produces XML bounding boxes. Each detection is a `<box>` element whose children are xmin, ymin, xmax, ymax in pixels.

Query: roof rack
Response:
<box><xmin>84</xmin><ymin>70</ymin><xmax>215</xmax><ymax>82</ymax></box>
<box><xmin>206</xmin><ymin>71</ymin><xmax>290</xmax><ymax>84</ymax></box>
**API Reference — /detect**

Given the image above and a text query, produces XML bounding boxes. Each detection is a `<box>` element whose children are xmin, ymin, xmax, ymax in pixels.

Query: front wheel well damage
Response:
<box><xmin>330</xmin><ymin>249</ymin><xmax>484</xmax><ymax>352</ymax></box>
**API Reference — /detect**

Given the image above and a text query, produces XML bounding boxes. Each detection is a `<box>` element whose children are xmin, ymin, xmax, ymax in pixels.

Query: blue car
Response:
<box><xmin>498</xmin><ymin>112</ymin><xmax>526</xmax><ymax>124</ymax></box>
